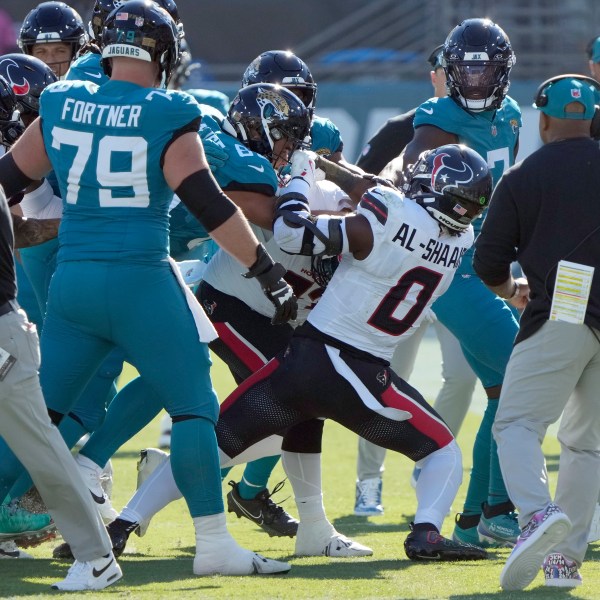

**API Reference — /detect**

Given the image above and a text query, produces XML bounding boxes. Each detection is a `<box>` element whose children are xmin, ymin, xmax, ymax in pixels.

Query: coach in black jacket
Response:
<box><xmin>474</xmin><ymin>76</ymin><xmax>600</xmax><ymax>591</ymax></box>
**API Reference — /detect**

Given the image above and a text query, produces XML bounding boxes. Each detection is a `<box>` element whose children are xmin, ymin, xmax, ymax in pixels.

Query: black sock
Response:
<box><xmin>456</xmin><ymin>513</ymin><xmax>481</xmax><ymax>529</ymax></box>
<box><xmin>412</xmin><ymin>522</ymin><xmax>438</xmax><ymax>534</ymax></box>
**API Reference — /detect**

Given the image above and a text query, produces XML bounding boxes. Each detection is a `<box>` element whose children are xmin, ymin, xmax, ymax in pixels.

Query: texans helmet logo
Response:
<box><xmin>0</xmin><ymin>58</ymin><xmax>30</xmax><ymax>96</ymax></box>
<box><xmin>431</xmin><ymin>152</ymin><xmax>473</xmax><ymax>192</ymax></box>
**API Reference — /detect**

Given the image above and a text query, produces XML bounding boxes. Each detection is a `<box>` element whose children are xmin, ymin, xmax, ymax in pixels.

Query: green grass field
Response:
<box><xmin>3</xmin><ymin>337</ymin><xmax>600</xmax><ymax>599</ymax></box>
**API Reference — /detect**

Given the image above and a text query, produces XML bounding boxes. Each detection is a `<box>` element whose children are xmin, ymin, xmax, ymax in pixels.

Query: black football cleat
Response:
<box><xmin>52</xmin><ymin>518</ymin><xmax>137</xmax><ymax>561</ymax></box>
<box><xmin>404</xmin><ymin>523</ymin><xmax>488</xmax><ymax>561</ymax></box>
<box><xmin>226</xmin><ymin>480</ymin><xmax>299</xmax><ymax>538</ymax></box>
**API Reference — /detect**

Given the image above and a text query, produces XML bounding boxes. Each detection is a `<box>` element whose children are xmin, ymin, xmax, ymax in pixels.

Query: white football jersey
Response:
<box><xmin>202</xmin><ymin>180</ymin><xmax>351</xmax><ymax>324</ymax></box>
<box><xmin>308</xmin><ymin>187</ymin><xmax>474</xmax><ymax>361</ymax></box>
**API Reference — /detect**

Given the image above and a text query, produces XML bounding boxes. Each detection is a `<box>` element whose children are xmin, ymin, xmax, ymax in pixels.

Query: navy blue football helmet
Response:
<box><xmin>404</xmin><ymin>144</ymin><xmax>492</xmax><ymax>232</ymax></box>
<box><xmin>227</xmin><ymin>83</ymin><xmax>311</xmax><ymax>162</ymax></box>
<box><xmin>442</xmin><ymin>18</ymin><xmax>515</xmax><ymax>112</ymax></box>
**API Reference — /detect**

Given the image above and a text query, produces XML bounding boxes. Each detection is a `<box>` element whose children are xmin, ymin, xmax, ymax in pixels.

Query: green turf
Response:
<box><xmin>3</xmin><ymin>350</ymin><xmax>599</xmax><ymax>599</ymax></box>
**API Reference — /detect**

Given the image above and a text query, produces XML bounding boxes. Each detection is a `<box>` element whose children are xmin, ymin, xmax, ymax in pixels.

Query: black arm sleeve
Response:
<box><xmin>356</xmin><ymin>109</ymin><xmax>417</xmax><ymax>173</ymax></box>
<box><xmin>0</xmin><ymin>154</ymin><xmax>34</xmax><ymax>200</ymax></box>
<box><xmin>175</xmin><ymin>169</ymin><xmax>238</xmax><ymax>232</ymax></box>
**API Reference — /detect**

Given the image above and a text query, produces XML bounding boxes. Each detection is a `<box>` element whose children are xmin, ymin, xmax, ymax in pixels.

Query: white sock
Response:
<box><xmin>282</xmin><ymin>451</ymin><xmax>322</xmax><ymax>498</ymax></box>
<box><xmin>76</xmin><ymin>453</ymin><xmax>102</xmax><ymax>473</ymax></box>
<box><xmin>414</xmin><ymin>440</ymin><xmax>462</xmax><ymax>531</ymax></box>
<box><xmin>122</xmin><ymin>459</ymin><xmax>182</xmax><ymax>524</ymax></box>
<box><xmin>294</xmin><ymin>494</ymin><xmax>329</xmax><ymax>525</ymax></box>
<box><xmin>194</xmin><ymin>512</ymin><xmax>231</xmax><ymax>542</ymax></box>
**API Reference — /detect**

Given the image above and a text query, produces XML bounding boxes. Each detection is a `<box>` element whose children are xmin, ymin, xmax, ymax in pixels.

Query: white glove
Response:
<box><xmin>290</xmin><ymin>149</ymin><xmax>325</xmax><ymax>188</ymax></box>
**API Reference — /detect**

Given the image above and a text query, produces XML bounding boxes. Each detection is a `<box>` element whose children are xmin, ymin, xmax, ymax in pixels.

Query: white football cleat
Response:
<box><xmin>295</xmin><ymin>521</ymin><xmax>373</xmax><ymax>557</ymax></box>
<box><xmin>0</xmin><ymin>540</ymin><xmax>33</xmax><ymax>559</ymax></box>
<box><xmin>135</xmin><ymin>448</ymin><xmax>169</xmax><ymax>537</ymax></box>
<box><xmin>194</xmin><ymin>535</ymin><xmax>290</xmax><ymax>576</ymax></box>
<box><xmin>76</xmin><ymin>454</ymin><xmax>118</xmax><ymax>524</ymax></box>
<box><xmin>51</xmin><ymin>553</ymin><xmax>122</xmax><ymax>591</ymax></box>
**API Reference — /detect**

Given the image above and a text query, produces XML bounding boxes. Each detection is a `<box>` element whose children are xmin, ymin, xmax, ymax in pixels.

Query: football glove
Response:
<box><xmin>244</xmin><ymin>244</ymin><xmax>297</xmax><ymax>325</ymax></box>
<box><xmin>289</xmin><ymin>149</ymin><xmax>325</xmax><ymax>189</ymax></box>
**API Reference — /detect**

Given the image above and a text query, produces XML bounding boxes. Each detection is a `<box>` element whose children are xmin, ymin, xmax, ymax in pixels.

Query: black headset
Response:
<box><xmin>533</xmin><ymin>73</ymin><xmax>600</xmax><ymax>110</ymax></box>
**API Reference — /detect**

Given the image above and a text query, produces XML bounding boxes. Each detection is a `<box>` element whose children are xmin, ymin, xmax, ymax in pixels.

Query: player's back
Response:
<box><xmin>39</xmin><ymin>79</ymin><xmax>202</xmax><ymax>263</ymax></box>
<box><xmin>308</xmin><ymin>188</ymin><xmax>473</xmax><ymax>361</ymax></box>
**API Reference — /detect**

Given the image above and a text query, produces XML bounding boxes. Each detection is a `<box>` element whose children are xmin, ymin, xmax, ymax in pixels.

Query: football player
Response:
<box><xmin>396</xmin><ymin>18</ymin><xmax>522</xmax><ymax>548</ymax></box>
<box><xmin>0</xmin><ymin>0</ymin><xmax>295</xmax><ymax>580</ymax></box>
<box><xmin>18</xmin><ymin>1</ymin><xmax>87</xmax><ymax>79</ymax></box>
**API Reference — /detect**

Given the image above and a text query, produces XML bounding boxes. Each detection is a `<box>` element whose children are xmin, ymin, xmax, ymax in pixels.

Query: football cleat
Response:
<box><xmin>405</xmin><ymin>523</ymin><xmax>488</xmax><ymax>561</ymax></box>
<box><xmin>194</xmin><ymin>547</ymin><xmax>291</xmax><ymax>576</ymax></box>
<box><xmin>477</xmin><ymin>502</ymin><xmax>519</xmax><ymax>547</ymax></box>
<box><xmin>500</xmin><ymin>503</ymin><xmax>571</xmax><ymax>591</ymax></box>
<box><xmin>135</xmin><ymin>448</ymin><xmax>169</xmax><ymax>537</ymax></box>
<box><xmin>52</xmin><ymin>518</ymin><xmax>138</xmax><ymax>561</ymax></box>
<box><xmin>51</xmin><ymin>553</ymin><xmax>122</xmax><ymax>591</ymax></box>
<box><xmin>76</xmin><ymin>454</ymin><xmax>118</xmax><ymax>524</ymax></box>
<box><xmin>0</xmin><ymin>503</ymin><xmax>55</xmax><ymax>547</ymax></box>
<box><xmin>194</xmin><ymin>526</ymin><xmax>291</xmax><ymax>576</ymax></box>
<box><xmin>295</xmin><ymin>522</ymin><xmax>373</xmax><ymax>557</ymax></box>
<box><xmin>226</xmin><ymin>480</ymin><xmax>298</xmax><ymax>538</ymax></box>
<box><xmin>354</xmin><ymin>477</ymin><xmax>384</xmax><ymax>517</ymax></box>
<box><xmin>0</xmin><ymin>540</ymin><xmax>33</xmax><ymax>559</ymax></box>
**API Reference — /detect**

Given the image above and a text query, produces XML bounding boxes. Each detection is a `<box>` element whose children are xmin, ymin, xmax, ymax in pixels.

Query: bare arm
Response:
<box><xmin>486</xmin><ymin>276</ymin><xmax>530</xmax><ymax>311</ymax></box>
<box><xmin>227</xmin><ymin>190</ymin><xmax>275</xmax><ymax>230</ymax></box>
<box><xmin>399</xmin><ymin>125</ymin><xmax>459</xmax><ymax>184</ymax></box>
<box><xmin>6</xmin><ymin>119</ymin><xmax>52</xmax><ymax>181</ymax></box>
<box><xmin>12</xmin><ymin>215</ymin><xmax>60</xmax><ymax>249</ymax></box>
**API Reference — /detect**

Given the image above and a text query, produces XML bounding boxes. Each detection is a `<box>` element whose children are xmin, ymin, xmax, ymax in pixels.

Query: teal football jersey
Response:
<box><xmin>185</xmin><ymin>89</ymin><xmax>230</xmax><ymax>116</ymax></box>
<box><xmin>40</xmin><ymin>79</ymin><xmax>202</xmax><ymax>263</ymax></box>
<box><xmin>414</xmin><ymin>96</ymin><xmax>521</xmax><ymax>189</ymax></box>
<box><xmin>414</xmin><ymin>95</ymin><xmax>521</xmax><ymax>273</ymax></box>
<box><xmin>200</xmin><ymin>113</ymin><xmax>278</xmax><ymax>194</ymax></box>
<box><xmin>65</xmin><ymin>52</ymin><xmax>108</xmax><ymax>85</ymax></box>
<box><xmin>311</xmin><ymin>116</ymin><xmax>343</xmax><ymax>156</ymax></box>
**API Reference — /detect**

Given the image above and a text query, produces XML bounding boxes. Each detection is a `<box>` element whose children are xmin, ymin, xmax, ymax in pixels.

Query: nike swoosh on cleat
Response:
<box><xmin>90</xmin><ymin>490</ymin><xmax>107</xmax><ymax>505</ymax></box>
<box><xmin>231</xmin><ymin>496</ymin><xmax>263</xmax><ymax>522</ymax></box>
<box><xmin>92</xmin><ymin>558</ymin><xmax>114</xmax><ymax>577</ymax></box>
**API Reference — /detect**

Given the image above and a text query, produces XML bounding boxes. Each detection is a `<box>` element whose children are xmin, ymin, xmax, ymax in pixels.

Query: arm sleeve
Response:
<box><xmin>175</xmin><ymin>169</ymin><xmax>238</xmax><ymax>233</ymax></box>
<box><xmin>356</xmin><ymin>111</ymin><xmax>416</xmax><ymax>173</ymax></box>
<box><xmin>473</xmin><ymin>176</ymin><xmax>519</xmax><ymax>285</ymax></box>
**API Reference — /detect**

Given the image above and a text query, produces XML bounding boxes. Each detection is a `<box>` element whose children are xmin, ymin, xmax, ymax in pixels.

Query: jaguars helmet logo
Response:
<box><xmin>255</xmin><ymin>87</ymin><xmax>290</xmax><ymax>120</ymax></box>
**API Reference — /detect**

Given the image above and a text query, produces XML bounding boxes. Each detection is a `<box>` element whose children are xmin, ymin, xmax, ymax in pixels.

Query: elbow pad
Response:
<box><xmin>274</xmin><ymin>192</ymin><xmax>348</xmax><ymax>256</ymax></box>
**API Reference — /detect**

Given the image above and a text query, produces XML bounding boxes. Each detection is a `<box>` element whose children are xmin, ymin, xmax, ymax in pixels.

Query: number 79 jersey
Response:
<box><xmin>39</xmin><ymin>79</ymin><xmax>202</xmax><ymax>263</ymax></box>
<box><xmin>307</xmin><ymin>187</ymin><xmax>474</xmax><ymax>362</ymax></box>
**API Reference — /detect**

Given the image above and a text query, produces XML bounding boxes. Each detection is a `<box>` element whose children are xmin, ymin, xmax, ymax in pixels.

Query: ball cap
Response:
<box><xmin>535</xmin><ymin>77</ymin><xmax>596</xmax><ymax>120</ymax></box>
<box><xmin>590</xmin><ymin>36</ymin><xmax>600</xmax><ymax>63</ymax></box>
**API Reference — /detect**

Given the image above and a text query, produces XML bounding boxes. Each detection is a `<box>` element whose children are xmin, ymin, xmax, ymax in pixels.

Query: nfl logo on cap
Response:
<box><xmin>571</xmin><ymin>88</ymin><xmax>581</xmax><ymax>99</ymax></box>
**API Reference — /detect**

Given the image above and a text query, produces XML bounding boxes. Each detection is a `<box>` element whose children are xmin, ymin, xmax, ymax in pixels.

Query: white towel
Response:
<box><xmin>168</xmin><ymin>257</ymin><xmax>217</xmax><ymax>343</ymax></box>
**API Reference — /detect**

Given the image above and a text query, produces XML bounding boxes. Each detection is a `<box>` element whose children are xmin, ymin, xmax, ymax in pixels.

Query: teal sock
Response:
<box><xmin>170</xmin><ymin>417</ymin><xmax>224</xmax><ymax>517</ymax></box>
<box><xmin>80</xmin><ymin>376</ymin><xmax>163</xmax><ymax>468</ymax></box>
<box><xmin>462</xmin><ymin>398</ymin><xmax>498</xmax><ymax>516</ymax></box>
<box><xmin>237</xmin><ymin>455</ymin><xmax>281</xmax><ymax>500</ymax></box>
<box><xmin>488</xmin><ymin>401</ymin><xmax>510</xmax><ymax>506</ymax></box>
